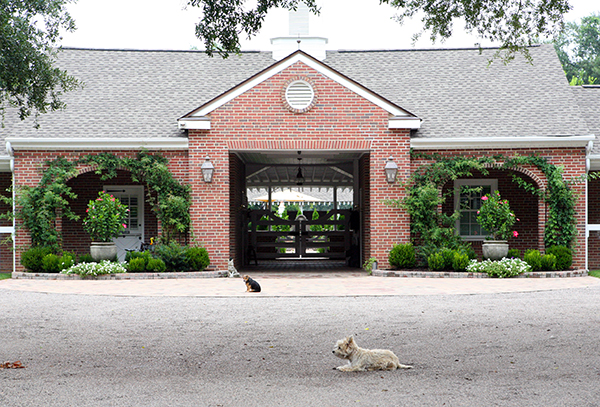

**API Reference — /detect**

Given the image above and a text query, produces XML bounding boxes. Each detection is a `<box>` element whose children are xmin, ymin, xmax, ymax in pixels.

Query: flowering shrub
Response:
<box><xmin>83</xmin><ymin>191</ymin><xmax>128</xmax><ymax>242</ymax></box>
<box><xmin>476</xmin><ymin>191</ymin><xmax>518</xmax><ymax>241</ymax></box>
<box><xmin>61</xmin><ymin>260</ymin><xmax>127</xmax><ymax>277</ymax></box>
<box><xmin>466</xmin><ymin>258</ymin><xmax>531</xmax><ymax>278</ymax></box>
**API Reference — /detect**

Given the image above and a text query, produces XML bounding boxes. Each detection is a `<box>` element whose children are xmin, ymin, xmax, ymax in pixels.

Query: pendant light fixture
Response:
<box><xmin>296</xmin><ymin>151</ymin><xmax>304</xmax><ymax>186</ymax></box>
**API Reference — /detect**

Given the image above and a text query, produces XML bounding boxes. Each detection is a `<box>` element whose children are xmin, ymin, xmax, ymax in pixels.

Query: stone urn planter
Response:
<box><xmin>90</xmin><ymin>242</ymin><xmax>118</xmax><ymax>262</ymax></box>
<box><xmin>482</xmin><ymin>240</ymin><xmax>509</xmax><ymax>261</ymax></box>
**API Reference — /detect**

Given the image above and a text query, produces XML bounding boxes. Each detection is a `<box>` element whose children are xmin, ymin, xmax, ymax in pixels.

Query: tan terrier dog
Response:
<box><xmin>332</xmin><ymin>335</ymin><xmax>413</xmax><ymax>372</ymax></box>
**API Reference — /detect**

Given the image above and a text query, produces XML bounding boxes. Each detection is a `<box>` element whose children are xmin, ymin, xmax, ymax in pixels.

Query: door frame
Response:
<box><xmin>103</xmin><ymin>185</ymin><xmax>145</xmax><ymax>260</ymax></box>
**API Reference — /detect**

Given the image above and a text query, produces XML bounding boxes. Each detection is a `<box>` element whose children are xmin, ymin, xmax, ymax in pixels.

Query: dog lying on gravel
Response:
<box><xmin>332</xmin><ymin>336</ymin><xmax>412</xmax><ymax>372</ymax></box>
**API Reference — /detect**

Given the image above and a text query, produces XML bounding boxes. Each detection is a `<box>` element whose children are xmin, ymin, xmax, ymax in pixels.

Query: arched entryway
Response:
<box><xmin>63</xmin><ymin>169</ymin><xmax>159</xmax><ymax>261</ymax></box>
<box><xmin>441</xmin><ymin>168</ymin><xmax>542</xmax><ymax>256</ymax></box>
<box><xmin>229</xmin><ymin>150</ymin><xmax>369</xmax><ymax>271</ymax></box>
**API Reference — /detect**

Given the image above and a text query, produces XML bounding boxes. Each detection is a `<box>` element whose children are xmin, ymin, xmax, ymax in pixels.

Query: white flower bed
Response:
<box><xmin>466</xmin><ymin>257</ymin><xmax>531</xmax><ymax>278</ymax></box>
<box><xmin>61</xmin><ymin>261</ymin><xmax>127</xmax><ymax>277</ymax></box>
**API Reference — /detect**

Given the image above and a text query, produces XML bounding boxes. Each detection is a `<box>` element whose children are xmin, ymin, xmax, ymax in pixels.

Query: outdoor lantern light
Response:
<box><xmin>201</xmin><ymin>156</ymin><xmax>215</xmax><ymax>183</ymax></box>
<box><xmin>384</xmin><ymin>156</ymin><xmax>398</xmax><ymax>183</ymax></box>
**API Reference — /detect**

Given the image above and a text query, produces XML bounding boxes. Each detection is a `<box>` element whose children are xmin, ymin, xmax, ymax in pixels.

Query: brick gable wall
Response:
<box><xmin>189</xmin><ymin>61</ymin><xmax>410</xmax><ymax>270</ymax></box>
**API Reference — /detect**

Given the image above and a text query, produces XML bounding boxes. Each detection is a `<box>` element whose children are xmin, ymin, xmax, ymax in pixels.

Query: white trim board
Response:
<box><xmin>411</xmin><ymin>135</ymin><xmax>596</xmax><ymax>150</ymax></box>
<box><xmin>5</xmin><ymin>137</ymin><xmax>188</xmax><ymax>152</ymax></box>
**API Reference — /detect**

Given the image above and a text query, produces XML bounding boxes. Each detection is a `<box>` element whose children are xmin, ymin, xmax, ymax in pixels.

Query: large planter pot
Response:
<box><xmin>482</xmin><ymin>240</ymin><xmax>509</xmax><ymax>261</ymax></box>
<box><xmin>90</xmin><ymin>242</ymin><xmax>118</xmax><ymax>262</ymax></box>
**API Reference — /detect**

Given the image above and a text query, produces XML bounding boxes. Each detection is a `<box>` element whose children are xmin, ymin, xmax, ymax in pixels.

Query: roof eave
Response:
<box><xmin>589</xmin><ymin>154</ymin><xmax>600</xmax><ymax>171</ymax></box>
<box><xmin>389</xmin><ymin>117</ymin><xmax>422</xmax><ymax>129</ymax></box>
<box><xmin>411</xmin><ymin>135</ymin><xmax>596</xmax><ymax>150</ymax></box>
<box><xmin>5</xmin><ymin>137</ymin><xmax>189</xmax><ymax>152</ymax></box>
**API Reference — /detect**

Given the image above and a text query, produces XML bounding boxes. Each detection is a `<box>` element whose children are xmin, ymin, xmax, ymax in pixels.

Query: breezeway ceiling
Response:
<box><xmin>235</xmin><ymin>150</ymin><xmax>365</xmax><ymax>187</ymax></box>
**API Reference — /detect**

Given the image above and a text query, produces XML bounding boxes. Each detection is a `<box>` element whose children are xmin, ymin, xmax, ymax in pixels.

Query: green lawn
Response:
<box><xmin>589</xmin><ymin>270</ymin><xmax>600</xmax><ymax>278</ymax></box>
<box><xmin>0</xmin><ymin>273</ymin><xmax>11</xmax><ymax>280</ymax></box>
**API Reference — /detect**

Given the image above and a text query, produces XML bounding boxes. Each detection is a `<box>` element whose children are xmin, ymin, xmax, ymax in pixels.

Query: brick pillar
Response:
<box><xmin>368</xmin><ymin>130</ymin><xmax>411</xmax><ymax>269</ymax></box>
<box><xmin>189</xmin><ymin>132</ymin><xmax>230</xmax><ymax>271</ymax></box>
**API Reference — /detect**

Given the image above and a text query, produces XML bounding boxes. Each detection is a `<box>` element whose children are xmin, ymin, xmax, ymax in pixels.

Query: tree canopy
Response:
<box><xmin>0</xmin><ymin>0</ymin><xmax>81</xmax><ymax>124</ymax></box>
<box><xmin>554</xmin><ymin>13</ymin><xmax>600</xmax><ymax>85</ymax></box>
<box><xmin>189</xmin><ymin>0</ymin><xmax>572</xmax><ymax>59</ymax></box>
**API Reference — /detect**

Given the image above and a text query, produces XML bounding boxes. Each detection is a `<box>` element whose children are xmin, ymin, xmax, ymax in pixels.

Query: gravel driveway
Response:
<box><xmin>1</xmin><ymin>286</ymin><xmax>599</xmax><ymax>406</ymax></box>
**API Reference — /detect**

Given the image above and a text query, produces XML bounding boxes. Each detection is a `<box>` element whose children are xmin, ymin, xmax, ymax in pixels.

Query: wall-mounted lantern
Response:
<box><xmin>384</xmin><ymin>156</ymin><xmax>398</xmax><ymax>184</ymax></box>
<box><xmin>201</xmin><ymin>156</ymin><xmax>215</xmax><ymax>183</ymax></box>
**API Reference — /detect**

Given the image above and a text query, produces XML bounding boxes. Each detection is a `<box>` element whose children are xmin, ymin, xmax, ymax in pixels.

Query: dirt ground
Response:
<box><xmin>1</xmin><ymin>285</ymin><xmax>599</xmax><ymax>406</ymax></box>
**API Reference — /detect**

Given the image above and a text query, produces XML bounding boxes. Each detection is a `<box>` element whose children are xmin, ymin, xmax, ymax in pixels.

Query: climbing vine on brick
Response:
<box><xmin>388</xmin><ymin>151</ymin><xmax>578</xmax><ymax>249</ymax></box>
<box><xmin>17</xmin><ymin>157</ymin><xmax>78</xmax><ymax>250</ymax></box>
<box><xmin>79</xmin><ymin>151</ymin><xmax>191</xmax><ymax>244</ymax></box>
<box><xmin>16</xmin><ymin>151</ymin><xmax>190</xmax><ymax>249</ymax></box>
<box><xmin>502</xmin><ymin>155</ymin><xmax>577</xmax><ymax>248</ymax></box>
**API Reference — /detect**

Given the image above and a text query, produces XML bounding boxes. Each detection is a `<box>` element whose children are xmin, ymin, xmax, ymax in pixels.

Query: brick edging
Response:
<box><xmin>371</xmin><ymin>270</ymin><xmax>589</xmax><ymax>278</ymax></box>
<box><xmin>11</xmin><ymin>271</ymin><xmax>228</xmax><ymax>280</ymax></box>
<box><xmin>11</xmin><ymin>269</ymin><xmax>589</xmax><ymax>280</ymax></box>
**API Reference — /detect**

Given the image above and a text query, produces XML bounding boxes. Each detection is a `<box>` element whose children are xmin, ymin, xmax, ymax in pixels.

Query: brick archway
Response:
<box><xmin>62</xmin><ymin>169</ymin><xmax>159</xmax><ymax>257</ymax></box>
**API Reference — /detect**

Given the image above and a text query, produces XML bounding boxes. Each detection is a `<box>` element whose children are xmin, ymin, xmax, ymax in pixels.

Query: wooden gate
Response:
<box><xmin>246</xmin><ymin>209</ymin><xmax>352</xmax><ymax>261</ymax></box>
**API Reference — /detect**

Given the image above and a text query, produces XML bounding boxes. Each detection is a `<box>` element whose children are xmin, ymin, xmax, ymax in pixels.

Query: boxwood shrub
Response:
<box><xmin>21</xmin><ymin>246</ymin><xmax>53</xmax><ymax>272</ymax></box>
<box><xmin>427</xmin><ymin>252</ymin><xmax>446</xmax><ymax>271</ymax></box>
<box><xmin>146</xmin><ymin>258</ymin><xmax>166</xmax><ymax>273</ymax></box>
<box><xmin>42</xmin><ymin>254</ymin><xmax>61</xmax><ymax>273</ymax></box>
<box><xmin>546</xmin><ymin>245</ymin><xmax>572</xmax><ymax>270</ymax></box>
<box><xmin>452</xmin><ymin>252</ymin><xmax>470</xmax><ymax>272</ymax></box>
<box><xmin>524</xmin><ymin>249</ymin><xmax>542</xmax><ymax>271</ymax></box>
<box><xmin>388</xmin><ymin>243</ymin><xmax>416</xmax><ymax>269</ymax></box>
<box><xmin>541</xmin><ymin>254</ymin><xmax>557</xmax><ymax>271</ymax></box>
<box><xmin>127</xmin><ymin>257</ymin><xmax>146</xmax><ymax>273</ymax></box>
<box><xmin>185</xmin><ymin>246</ymin><xmax>210</xmax><ymax>271</ymax></box>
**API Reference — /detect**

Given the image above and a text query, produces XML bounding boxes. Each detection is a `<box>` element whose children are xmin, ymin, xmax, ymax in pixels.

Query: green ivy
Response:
<box><xmin>501</xmin><ymin>155</ymin><xmax>577</xmax><ymax>248</ymax></box>
<box><xmin>16</xmin><ymin>151</ymin><xmax>190</xmax><ymax>249</ymax></box>
<box><xmin>79</xmin><ymin>151</ymin><xmax>191</xmax><ymax>244</ymax></box>
<box><xmin>17</xmin><ymin>157</ymin><xmax>79</xmax><ymax>250</ymax></box>
<box><xmin>391</xmin><ymin>151</ymin><xmax>579</xmax><ymax>250</ymax></box>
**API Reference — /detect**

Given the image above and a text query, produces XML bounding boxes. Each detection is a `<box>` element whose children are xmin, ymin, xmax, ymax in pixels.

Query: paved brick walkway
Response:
<box><xmin>2</xmin><ymin>272</ymin><xmax>599</xmax><ymax>297</ymax></box>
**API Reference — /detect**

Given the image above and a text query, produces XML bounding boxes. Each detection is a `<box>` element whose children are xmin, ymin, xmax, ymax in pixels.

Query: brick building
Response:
<box><xmin>1</xmin><ymin>43</ymin><xmax>599</xmax><ymax>272</ymax></box>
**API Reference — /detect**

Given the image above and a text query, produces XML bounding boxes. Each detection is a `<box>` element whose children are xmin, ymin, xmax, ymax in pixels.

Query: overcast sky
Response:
<box><xmin>60</xmin><ymin>0</ymin><xmax>599</xmax><ymax>51</ymax></box>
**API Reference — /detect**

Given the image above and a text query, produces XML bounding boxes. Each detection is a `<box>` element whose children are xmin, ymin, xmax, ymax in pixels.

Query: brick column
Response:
<box><xmin>368</xmin><ymin>130</ymin><xmax>411</xmax><ymax>269</ymax></box>
<box><xmin>189</xmin><ymin>132</ymin><xmax>230</xmax><ymax>271</ymax></box>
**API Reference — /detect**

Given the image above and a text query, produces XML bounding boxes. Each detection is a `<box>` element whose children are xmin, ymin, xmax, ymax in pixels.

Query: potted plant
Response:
<box><xmin>83</xmin><ymin>191</ymin><xmax>129</xmax><ymax>261</ymax></box>
<box><xmin>476</xmin><ymin>191</ymin><xmax>518</xmax><ymax>260</ymax></box>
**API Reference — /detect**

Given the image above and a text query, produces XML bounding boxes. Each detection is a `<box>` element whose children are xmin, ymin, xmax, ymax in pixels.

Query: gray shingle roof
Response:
<box><xmin>324</xmin><ymin>45</ymin><xmax>590</xmax><ymax>139</ymax></box>
<box><xmin>570</xmin><ymin>85</ymin><xmax>600</xmax><ymax>154</ymax></box>
<box><xmin>2</xmin><ymin>49</ymin><xmax>274</xmax><ymax>143</ymax></box>
<box><xmin>1</xmin><ymin>44</ymin><xmax>592</xmax><ymax>155</ymax></box>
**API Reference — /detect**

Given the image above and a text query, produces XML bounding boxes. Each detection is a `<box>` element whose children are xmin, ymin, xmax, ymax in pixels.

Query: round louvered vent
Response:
<box><xmin>285</xmin><ymin>80</ymin><xmax>315</xmax><ymax>112</ymax></box>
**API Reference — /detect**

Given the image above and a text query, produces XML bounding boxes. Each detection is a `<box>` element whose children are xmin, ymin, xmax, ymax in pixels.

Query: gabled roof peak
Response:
<box><xmin>178</xmin><ymin>50</ymin><xmax>420</xmax><ymax>131</ymax></box>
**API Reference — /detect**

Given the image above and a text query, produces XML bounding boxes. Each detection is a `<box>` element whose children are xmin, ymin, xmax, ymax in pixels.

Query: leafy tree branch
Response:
<box><xmin>383</xmin><ymin>0</ymin><xmax>571</xmax><ymax>61</ymax></box>
<box><xmin>189</xmin><ymin>0</ymin><xmax>319</xmax><ymax>57</ymax></box>
<box><xmin>0</xmin><ymin>0</ymin><xmax>81</xmax><ymax>125</ymax></box>
<box><xmin>554</xmin><ymin>13</ymin><xmax>600</xmax><ymax>85</ymax></box>
<box><xmin>189</xmin><ymin>0</ymin><xmax>571</xmax><ymax>60</ymax></box>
